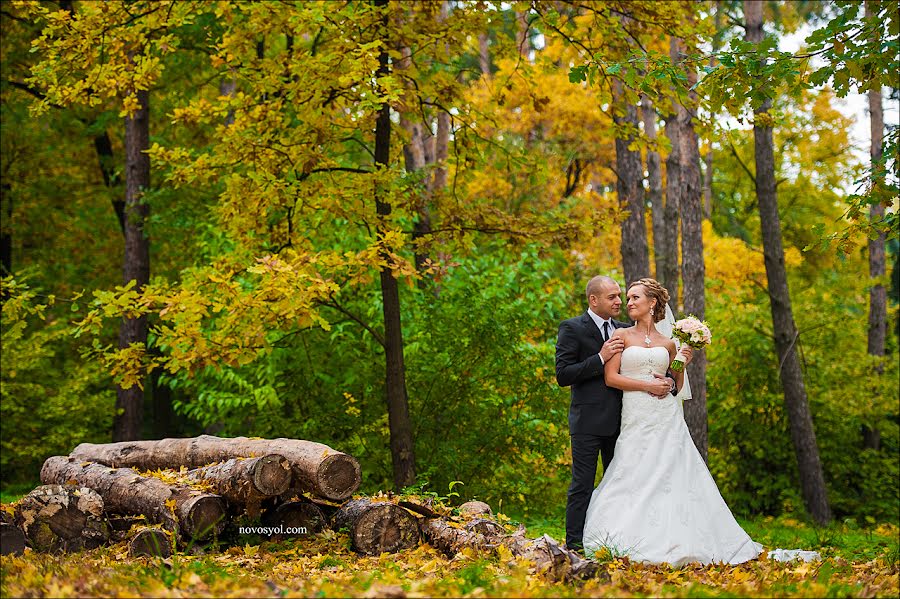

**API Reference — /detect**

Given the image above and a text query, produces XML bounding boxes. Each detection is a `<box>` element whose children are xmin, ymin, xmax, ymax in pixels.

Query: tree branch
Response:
<box><xmin>318</xmin><ymin>294</ymin><xmax>385</xmax><ymax>348</ymax></box>
<box><xmin>728</xmin><ymin>140</ymin><xmax>756</xmax><ymax>186</ymax></box>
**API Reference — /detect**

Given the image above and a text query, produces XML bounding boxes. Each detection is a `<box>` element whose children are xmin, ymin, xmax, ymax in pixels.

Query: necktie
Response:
<box><xmin>602</xmin><ymin>321</ymin><xmax>610</xmax><ymax>342</ymax></box>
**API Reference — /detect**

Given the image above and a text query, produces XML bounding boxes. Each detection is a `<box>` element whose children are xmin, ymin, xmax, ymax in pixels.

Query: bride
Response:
<box><xmin>581</xmin><ymin>277</ymin><xmax>763</xmax><ymax>566</ymax></box>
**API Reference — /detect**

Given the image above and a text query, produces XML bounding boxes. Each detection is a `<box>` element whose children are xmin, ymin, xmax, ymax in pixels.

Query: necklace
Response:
<box><xmin>644</xmin><ymin>324</ymin><xmax>652</xmax><ymax>346</ymax></box>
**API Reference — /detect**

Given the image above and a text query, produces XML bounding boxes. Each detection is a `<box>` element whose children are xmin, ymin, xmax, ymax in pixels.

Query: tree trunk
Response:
<box><xmin>220</xmin><ymin>71</ymin><xmax>237</xmax><ymax>127</ymax></box>
<box><xmin>745</xmin><ymin>0</ymin><xmax>832</xmax><ymax>526</ymax></box>
<box><xmin>114</xmin><ymin>84</ymin><xmax>151</xmax><ymax>442</ymax></box>
<box><xmin>672</xmin><ymin>36</ymin><xmax>709</xmax><ymax>462</ymax></box>
<box><xmin>864</xmin><ymin>0</ymin><xmax>886</xmax><ymax>451</ymax></box>
<box><xmin>0</xmin><ymin>182</ymin><xmax>10</xmax><ymax>278</ymax></box>
<box><xmin>332</xmin><ymin>498</ymin><xmax>420</xmax><ymax>555</ymax></box>
<box><xmin>261</xmin><ymin>500</ymin><xmax>326</xmax><ymax>537</ymax></box>
<box><xmin>70</xmin><ymin>435</ymin><xmax>361</xmax><ymax>501</ymax></box>
<box><xmin>375</xmin><ymin>0</ymin><xmax>416</xmax><ymax>489</ymax></box>
<box><xmin>92</xmin><ymin>132</ymin><xmax>126</xmax><ymax>234</ymax></box>
<box><xmin>662</xmin><ymin>42</ymin><xmax>682</xmax><ymax>304</ymax></box>
<box><xmin>642</xmin><ymin>96</ymin><xmax>666</xmax><ymax>286</ymax></box>
<box><xmin>397</xmin><ymin>44</ymin><xmax>434</xmax><ymax>275</ymax></box>
<box><xmin>188</xmin><ymin>454</ymin><xmax>292</xmax><ymax>511</ymax></box>
<box><xmin>41</xmin><ymin>456</ymin><xmax>227</xmax><ymax>539</ymax></box>
<box><xmin>478</xmin><ymin>31</ymin><xmax>491</xmax><ymax>76</ymax></box>
<box><xmin>515</xmin><ymin>11</ymin><xmax>531</xmax><ymax>58</ymax></box>
<box><xmin>702</xmin><ymin>0</ymin><xmax>722</xmax><ymax>220</ymax></box>
<box><xmin>13</xmin><ymin>484</ymin><xmax>110</xmax><ymax>553</ymax></box>
<box><xmin>613</xmin><ymin>78</ymin><xmax>650</xmax><ymax>285</ymax></box>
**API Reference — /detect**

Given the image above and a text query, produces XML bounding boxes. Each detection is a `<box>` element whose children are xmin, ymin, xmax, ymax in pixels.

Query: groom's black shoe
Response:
<box><xmin>566</xmin><ymin>543</ymin><xmax>585</xmax><ymax>557</ymax></box>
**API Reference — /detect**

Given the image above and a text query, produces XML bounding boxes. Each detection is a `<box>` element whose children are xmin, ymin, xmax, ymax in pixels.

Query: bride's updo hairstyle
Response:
<box><xmin>628</xmin><ymin>278</ymin><xmax>670</xmax><ymax>324</ymax></box>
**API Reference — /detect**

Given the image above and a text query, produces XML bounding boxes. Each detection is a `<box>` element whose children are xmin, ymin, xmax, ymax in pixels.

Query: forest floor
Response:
<box><xmin>1</xmin><ymin>508</ymin><xmax>897</xmax><ymax>598</ymax></box>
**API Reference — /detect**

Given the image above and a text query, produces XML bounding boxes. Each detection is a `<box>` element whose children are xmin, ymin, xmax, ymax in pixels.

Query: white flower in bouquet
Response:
<box><xmin>670</xmin><ymin>317</ymin><xmax>712</xmax><ymax>372</ymax></box>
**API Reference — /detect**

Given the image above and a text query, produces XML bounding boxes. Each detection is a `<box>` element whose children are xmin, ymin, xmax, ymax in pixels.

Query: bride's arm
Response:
<box><xmin>603</xmin><ymin>332</ymin><xmax>674</xmax><ymax>395</ymax></box>
<box><xmin>666</xmin><ymin>339</ymin><xmax>685</xmax><ymax>393</ymax></box>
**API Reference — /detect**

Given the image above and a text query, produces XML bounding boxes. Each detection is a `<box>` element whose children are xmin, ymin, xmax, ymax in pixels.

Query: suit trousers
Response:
<box><xmin>566</xmin><ymin>432</ymin><xmax>618</xmax><ymax>549</ymax></box>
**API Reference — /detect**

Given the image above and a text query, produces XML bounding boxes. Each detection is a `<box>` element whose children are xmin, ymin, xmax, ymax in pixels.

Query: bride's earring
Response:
<box><xmin>650</xmin><ymin>307</ymin><xmax>655</xmax><ymax>317</ymax></box>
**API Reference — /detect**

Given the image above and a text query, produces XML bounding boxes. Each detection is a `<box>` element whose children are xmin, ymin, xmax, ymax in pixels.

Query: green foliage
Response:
<box><xmin>1</xmin><ymin>0</ymin><xmax>897</xmax><ymax>532</ymax></box>
<box><xmin>156</xmin><ymin>245</ymin><xmax>574</xmax><ymax>515</ymax></box>
<box><xmin>0</xmin><ymin>276</ymin><xmax>115</xmax><ymax>487</ymax></box>
<box><xmin>706</xmin><ymin>270</ymin><xmax>900</xmax><ymax>523</ymax></box>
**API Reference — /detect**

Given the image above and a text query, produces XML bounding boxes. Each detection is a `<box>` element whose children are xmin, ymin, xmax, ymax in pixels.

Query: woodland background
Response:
<box><xmin>1</xmin><ymin>0</ymin><xmax>898</xmax><ymax>534</ymax></box>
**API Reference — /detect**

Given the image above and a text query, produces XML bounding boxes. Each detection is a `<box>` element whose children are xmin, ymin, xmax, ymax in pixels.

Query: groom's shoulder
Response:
<box><xmin>613</xmin><ymin>319</ymin><xmax>630</xmax><ymax>328</ymax></box>
<box><xmin>558</xmin><ymin>313</ymin><xmax>587</xmax><ymax>329</ymax></box>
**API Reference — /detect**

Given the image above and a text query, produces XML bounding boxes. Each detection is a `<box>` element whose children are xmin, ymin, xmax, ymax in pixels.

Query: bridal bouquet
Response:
<box><xmin>670</xmin><ymin>317</ymin><xmax>712</xmax><ymax>372</ymax></box>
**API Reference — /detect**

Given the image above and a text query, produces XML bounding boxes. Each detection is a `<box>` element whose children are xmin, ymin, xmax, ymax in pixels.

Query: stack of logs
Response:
<box><xmin>1</xmin><ymin>435</ymin><xmax>596</xmax><ymax>581</ymax></box>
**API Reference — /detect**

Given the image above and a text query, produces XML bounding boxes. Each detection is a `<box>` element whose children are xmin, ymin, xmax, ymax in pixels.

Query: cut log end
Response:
<box><xmin>128</xmin><ymin>527</ymin><xmax>172</xmax><ymax>558</ymax></box>
<box><xmin>351</xmin><ymin>503</ymin><xmax>419</xmax><ymax>555</ymax></box>
<box><xmin>316</xmin><ymin>455</ymin><xmax>361</xmax><ymax>501</ymax></box>
<box><xmin>1</xmin><ymin>522</ymin><xmax>26</xmax><ymax>556</ymax></box>
<box><xmin>179</xmin><ymin>495</ymin><xmax>226</xmax><ymax>539</ymax></box>
<box><xmin>251</xmin><ymin>455</ymin><xmax>292</xmax><ymax>497</ymax></box>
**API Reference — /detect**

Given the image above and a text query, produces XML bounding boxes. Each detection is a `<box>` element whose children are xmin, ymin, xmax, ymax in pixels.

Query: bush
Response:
<box><xmin>1</xmin><ymin>277</ymin><xmax>115</xmax><ymax>487</ymax></box>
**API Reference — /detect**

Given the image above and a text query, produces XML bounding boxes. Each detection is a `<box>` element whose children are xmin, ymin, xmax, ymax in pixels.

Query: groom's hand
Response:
<box><xmin>651</xmin><ymin>373</ymin><xmax>674</xmax><ymax>399</ymax></box>
<box><xmin>599</xmin><ymin>336</ymin><xmax>624</xmax><ymax>363</ymax></box>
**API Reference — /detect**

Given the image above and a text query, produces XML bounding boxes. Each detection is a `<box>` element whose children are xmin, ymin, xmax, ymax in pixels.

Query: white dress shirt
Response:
<box><xmin>587</xmin><ymin>308</ymin><xmax>614</xmax><ymax>364</ymax></box>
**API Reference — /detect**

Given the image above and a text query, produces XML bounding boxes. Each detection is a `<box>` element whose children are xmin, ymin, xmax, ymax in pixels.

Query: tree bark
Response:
<box><xmin>458</xmin><ymin>500</ymin><xmax>493</xmax><ymax>518</ymax></box>
<box><xmin>672</xmin><ymin>36</ymin><xmax>708</xmax><ymax>462</ymax></box>
<box><xmin>661</xmin><ymin>43</ymin><xmax>683</xmax><ymax>304</ymax></box>
<box><xmin>613</xmin><ymin>78</ymin><xmax>650</xmax><ymax>285</ymax></box>
<box><xmin>92</xmin><ymin>132</ymin><xmax>126</xmax><ymax>234</ymax></box>
<box><xmin>397</xmin><ymin>44</ymin><xmax>434</xmax><ymax>275</ymax></box>
<box><xmin>188</xmin><ymin>454</ymin><xmax>292</xmax><ymax>511</ymax></box>
<box><xmin>41</xmin><ymin>456</ymin><xmax>226</xmax><ymax>539</ymax></box>
<box><xmin>420</xmin><ymin>517</ymin><xmax>597</xmax><ymax>581</ymax></box>
<box><xmin>0</xmin><ymin>182</ymin><xmax>10</xmax><ymax>278</ymax></box>
<box><xmin>332</xmin><ymin>498</ymin><xmax>420</xmax><ymax>555</ymax></box>
<box><xmin>374</xmin><ymin>0</ymin><xmax>416</xmax><ymax>489</ymax></box>
<box><xmin>114</xmin><ymin>83</ymin><xmax>151</xmax><ymax>443</ymax></box>
<box><xmin>745</xmin><ymin>0</ymin><xmax>832</xmax><ymax>526</ymax></box>
<box><xmin>515</xmin><ymin>11</ymin><xmax>532</xmax><ymax>58</ymax></box>
<box><xmin>864</xmin><ymin>0</ymin><xmax>886</xmax><ymax>450</ymax></box>
<box><xmin>478</xmin><ymin>31</ymin><xmax>491</xmax><ymax>76</ymax></box>
<box><xmin>702</xmin><ymin>0</ymin><xmax>723</xmax><ymax>220</ymax></box>
<box><xmin>642</xmin><ymin>96</ymin><xmax>666</xmax><ymax>286</ymax></box>
<box><xmin>13</xmin><ymin>484</ymin><xmax>110</xmax><ymax>553</ymax></box>
<box><xmin>70</xmin><ymin>435</ymin><xmax>361</xmax><ymax>501</ymax></box>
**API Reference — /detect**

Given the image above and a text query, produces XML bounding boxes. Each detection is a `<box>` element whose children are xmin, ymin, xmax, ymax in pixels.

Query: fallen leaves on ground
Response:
<box><xmin>1</xmin><ymin>529</ymin><xmax>897</xmax><ymax>598</ymax></box>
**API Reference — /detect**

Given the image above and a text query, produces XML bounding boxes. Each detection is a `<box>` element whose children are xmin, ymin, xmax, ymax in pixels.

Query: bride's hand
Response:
<box><xmin>680</xmin><ymin>346</ymin><xmax>694</xmax><ymax>365</ymax></box>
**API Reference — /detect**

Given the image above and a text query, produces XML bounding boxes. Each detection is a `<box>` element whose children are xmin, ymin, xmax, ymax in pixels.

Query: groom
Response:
<box><xmin>555</xmin><ymin>275</ymin><xmax>677</xmax><ymax>554</ymax></box>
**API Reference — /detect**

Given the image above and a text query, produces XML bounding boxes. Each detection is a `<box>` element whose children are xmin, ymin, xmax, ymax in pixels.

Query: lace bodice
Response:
<box><xmin>619</xmin><ymin>345</ymin><xmax>677</xmax><ymax>426</ymax></box>
<box><xmin>620</xmin><ymin>345</ymin><xmax>670</xmax><ymax>381</ymax></box>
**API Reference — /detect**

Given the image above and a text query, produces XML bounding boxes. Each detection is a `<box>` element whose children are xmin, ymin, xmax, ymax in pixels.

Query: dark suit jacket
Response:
<box><xmin>555</xmin><ymin>312</ymin><xmax>629</xmax><ymax>437</ymax></box>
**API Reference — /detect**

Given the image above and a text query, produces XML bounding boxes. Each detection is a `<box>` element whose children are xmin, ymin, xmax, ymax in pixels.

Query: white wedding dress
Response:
<box><xmin>582</xmin><ymin>345</ymin><xmax>763</xmax><ymax>567</ymax></box>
